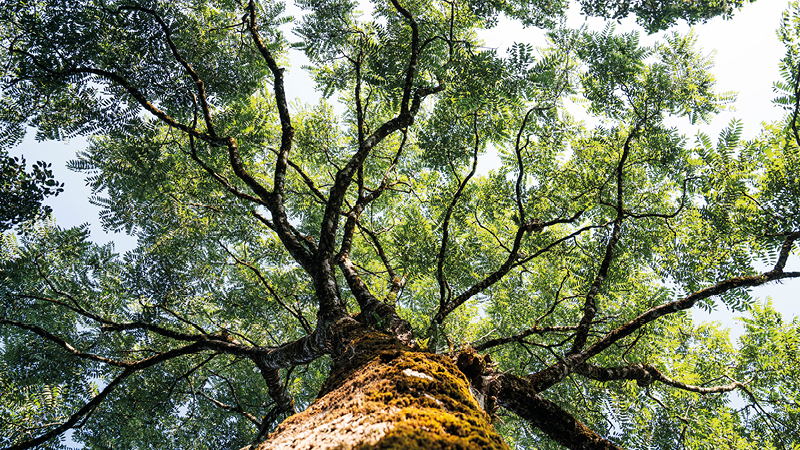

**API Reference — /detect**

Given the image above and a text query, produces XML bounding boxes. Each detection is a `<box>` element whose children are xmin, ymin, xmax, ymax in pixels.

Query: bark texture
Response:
<box><xmin>253</xmin><ymin>327</ymin><xmax>508</xmax><ymax>450</ymax></box>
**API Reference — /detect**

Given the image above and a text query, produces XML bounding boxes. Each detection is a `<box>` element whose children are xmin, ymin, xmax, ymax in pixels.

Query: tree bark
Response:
<box><xmin>251</xmin><ymin>325</ymin><xmax>508</xmax><ymax>450</ymax></box>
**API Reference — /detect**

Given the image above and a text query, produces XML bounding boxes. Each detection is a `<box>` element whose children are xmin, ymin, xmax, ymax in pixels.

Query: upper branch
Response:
<box><xmin>570</xmin><ymin>125</ymin><xmax>638</xmax><ymax>355</ymax></box>
<box><xmin>387</xmin><ymin>0</ymin><xmax>420</xmax><ymax>114</ymax></box>
<box><xmin>314</xmin><ymin>0</ymin><xmax>444</xmax><ymax>264</ymax></box>
<box><xmin>316</xmin><ymin>71</ymin><xmax>442</xmax><ymax>266</ymax></box>
<box><xmin>436</xmin><ymin>113</ymin><xmax>480</xmax><ymax>308</ymax></box>
<box><xmin>574</xmin><ymin>363</ymin><xmax>748</xmax><ymax>394</ymax></box>
<box><xmin>7</xmin><ymin>40</ymin><xmax>212</xmax><ymax>142</ymax></box>
<box><xmin>196</xmin><ymin>390</ymin><xmax>262</xmax><ymax>427</ymax></box>
<box><xmin>432</xmin><ymin>211</ymin><xmax>586</xmax><ymax>325</ymax></box>
<box><xmin>112</xmin><ymin>4</ymin><xmax>217</xmax><ymax>136</ymax></box>
<box><xmin>188</xmin><ymin>136</ymin><xmax>267</xmax><ymax>205</ymax></box>
<box><xmin>246</xmin><ymin>0</ymin><xmax>294</xmax><ymax>197</ymax></box>
<box><xmin>339</xmin><ymin>130</ymin><xmax>408</xmax><ymax>262</ymax></box>
<box><xmin>243</xmin><ymin>0</ymin><xmax>324</xmax><ymax>275</ymax></box>
<box><xmin>474</xmin><ymin>325</ymin><xmax>579</xmax><ymax>352</ymax></box>
<box><xmin>30</xmin><ymin>63</ymin><xmax>212</xmax><ymax>143</ymax></box>
<box><xmin>791</xmin><ymin>59</ymin><xmax>800</xmax><ymax>147</ymax></box>
<box><xmin>514</xmin><ymin>107</ymin><xmax>537</xmax><ymax>224</ymax></box>
<box><xmin>582</xmin><ymin>241</ymin><xmax>800</xmax><ymax>362</ymax></box>
<box><xmin>19</xmin><ymin>291</ymin><xmax>256</xmax><ymax>358</ymax></box>
<box><xmin>0</xmin><ymin>318</ymin><xmax>133</xmax><ymax>367</ymax></box>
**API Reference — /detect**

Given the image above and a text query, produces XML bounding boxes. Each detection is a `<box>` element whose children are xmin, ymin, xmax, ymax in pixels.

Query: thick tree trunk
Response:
<box><xmin>252</xmin><ymin>326</ymin><xmax>508</xmax><ymax>450</ymax></box>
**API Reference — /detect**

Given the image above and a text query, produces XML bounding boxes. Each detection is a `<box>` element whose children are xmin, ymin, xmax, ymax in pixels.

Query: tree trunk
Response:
<box><xmin>253</xmin><ymin>326</ymin><xmax>508</xmax><ymax>450</ymax></box>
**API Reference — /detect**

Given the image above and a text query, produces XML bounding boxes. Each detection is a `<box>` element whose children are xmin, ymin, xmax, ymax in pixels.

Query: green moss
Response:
<box><xmin>262</xmin><ymin>325</ymin><xmax>508</xmax><ymax>450</ymax></box>
<box><xmin>340</xmin><ymin>338</ymin><xmax>506</xmax><ymax>449</ymax></box>
<box><xmin>355</xmin><ymin>406</ymin><xmax>508</xmax><ymax>450</ymax></box>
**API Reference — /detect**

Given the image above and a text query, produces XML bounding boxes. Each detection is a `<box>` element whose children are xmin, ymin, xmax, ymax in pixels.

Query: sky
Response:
<box><xmin>7</xmin><ymin>0</ymin><xmax>799</xmax><ymax>339</ymax></box>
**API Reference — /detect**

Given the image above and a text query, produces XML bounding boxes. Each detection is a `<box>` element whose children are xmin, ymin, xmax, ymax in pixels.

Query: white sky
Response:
<box><xmin>7</xmin><ymin>0</ymin><xmax>799</xmax><ymax>338</ymax></box>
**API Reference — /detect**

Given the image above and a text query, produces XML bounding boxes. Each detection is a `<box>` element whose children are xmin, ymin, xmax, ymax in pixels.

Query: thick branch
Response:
<box><xmin>387</xmin><ymin>0</ymin><xmax>420</xmax><ymax>114</ymax></box>
<box><xmin>250</xmin><ymin>322</ymin><xmax>339</xmax><ymax>370</ymax></box>
<box><xmin>337</xmin><ymin>255</ymin><xmax>414</xmax><ymax>344</ymax></box>
<box><xmin>493</xmin><ymin>372</ymin><xmax>622</xmax><ymax>450</ymax></box>
<box><xmin>246</xmin><ymin>0</ymin><xmax>293</xmax><ymax>197</ymax></box>
<box><xmin>312</xmin><ymin>86</ymin><xmax>441</xmax><ymax>321</ymax></box>
<box><xmin>244</xmin><ymin>0</ymin><xmax>324</xmax><ymax>277</ymax></box>
<box><xmin>257</xmin><ymin>366</ymin><xmax>297</xmax><ymax>416</ymax></box>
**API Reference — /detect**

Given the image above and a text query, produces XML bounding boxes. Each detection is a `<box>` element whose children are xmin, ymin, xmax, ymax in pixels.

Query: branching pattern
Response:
<box><xmin>1</xmin><ymin>0</ymin><xmax>798</xmax><ymax>449</ymax></box>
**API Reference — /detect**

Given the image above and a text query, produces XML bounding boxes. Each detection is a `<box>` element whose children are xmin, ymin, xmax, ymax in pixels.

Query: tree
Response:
<box><xmin>1</xmin><ymin>0</ymin><xmax>799</xmax><ymax>448</ymax></box>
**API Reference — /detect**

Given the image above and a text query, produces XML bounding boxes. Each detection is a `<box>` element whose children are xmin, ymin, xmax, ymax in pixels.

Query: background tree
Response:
<box><xmin>1</xmin><ymin>0</ymin><xmax>799</xmax><ymax>449</ymax></box>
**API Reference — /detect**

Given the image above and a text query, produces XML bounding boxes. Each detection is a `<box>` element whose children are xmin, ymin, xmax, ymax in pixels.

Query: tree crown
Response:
<box><xmin>2</xmin><ymin>0</ymin><xmax>800</xmax><ymax>448</ymax></box>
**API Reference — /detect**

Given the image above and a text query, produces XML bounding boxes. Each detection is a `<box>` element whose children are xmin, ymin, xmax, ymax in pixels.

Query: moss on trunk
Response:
<box><xmin>255</xmin><ymin>328</ymin><xmax>508</xmax><ymax>450</ymax></box>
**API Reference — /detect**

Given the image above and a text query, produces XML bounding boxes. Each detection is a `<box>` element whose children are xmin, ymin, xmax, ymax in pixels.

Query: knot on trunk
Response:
<box><xmin>455</xmin><ymin>347</ymin><xmax>500</xmax><ymax>420</ymax></box>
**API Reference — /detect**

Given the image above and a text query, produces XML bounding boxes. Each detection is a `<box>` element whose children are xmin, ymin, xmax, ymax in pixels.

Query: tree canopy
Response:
<box><xmin>1</xmin><ymin>0</ymin><xmax>800</xmax><ymax>449</ymax></box>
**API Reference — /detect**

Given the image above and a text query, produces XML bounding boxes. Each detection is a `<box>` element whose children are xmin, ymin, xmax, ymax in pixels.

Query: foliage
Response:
<box><xmin>1</xmin><ymin>0</ymin><xmax>799</xmax><ymax>449</ymax></box>
<box><xmin>0</xmin><ymin>150</ymin><xmax>63</xmax><ymax>232</ymax></box>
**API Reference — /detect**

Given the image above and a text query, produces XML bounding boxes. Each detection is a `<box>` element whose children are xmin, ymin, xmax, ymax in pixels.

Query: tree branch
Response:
<box><xmin>387</xmin><ymin>0</ymin><xmax>420</xmax><ymax>115</ymax></box>
<box><xmin>570</xmin><ymin>124</ymin><xmax>638</xmax><ymax>354</ymax></box>
<box><xmin>0</xmin><ymin>318</ymin><xmax>133</xmax><ymax>367</ymax></box>
<box><xmin>474</xmin><ymin>325</ymin><xmax>579</xmax><ymax>352</ymax></box>
<box><xmin>527</xmin><ymin>250</ymin><xmax>800</xmax><ymax>393</ymax></box>
<box><xmin>4</xmin><ymin>342</ymin><xmax>208</xmax><ymax>450</ymax></box>
<box><xmin>110</xmin><ymin>4</ymin><xmax>217</xmax><ymax>137</ymax></box>
<box><xmin>436</xmin><ymin>113</ymin><xmax>480</xmax><ymax>308</ymax></box>
<box><xmin>9</xmin><ymin>52</ymin><xmax>212</xmax><ymax>143</ymax></box>
<box><xmin>433</xmin><ymin>211</ymin><xmax>587</xmax><ymax>325</ymax></box>
<box><xmin>186</xmin><ymin>136</ymin><xmax>266</xmax><ymax>204</ymax></box>
<box><xmin>514</xmin><ymin>107</ymin><xmax>537</xmax><ymax>224</ymax></box>
<box><xmin>575</xmin><ymin>363</ymin><xmax>748</xmax><ymax>394</ymax></box>
<box><xmin>197</xmin><ymin>390</ymin><xmax>262</xmax><ymax>427</ymax></box>
<box><xmin>493</xmin><ymin>372</ymin><xmax>622</xmax><ymax>450</ymax></box>
<box><xmin>217</xmin><ymin>240</ymin><xmax>314</xmax><ymax>334</ymax></box>
<box><xmin>245</xmin><ymin>0</ymin><xmax>293</xmax><ymax>198</ymax></box>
